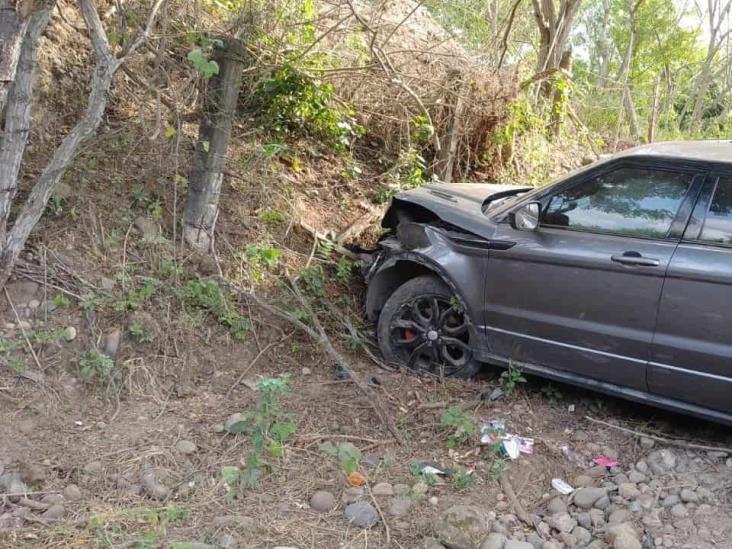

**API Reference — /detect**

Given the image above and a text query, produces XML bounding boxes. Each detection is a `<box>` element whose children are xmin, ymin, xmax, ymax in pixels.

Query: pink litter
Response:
<box><xmin>594</xmin><ymin>456</ymin><xmax>620</xmax><ymax>468</ymax></box>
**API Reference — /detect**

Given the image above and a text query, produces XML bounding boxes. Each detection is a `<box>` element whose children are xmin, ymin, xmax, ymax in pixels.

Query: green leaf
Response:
<box><xmin>221</xmin><ymin>466</ymin><xmax>240</xmax><ymax>486</ymax></box>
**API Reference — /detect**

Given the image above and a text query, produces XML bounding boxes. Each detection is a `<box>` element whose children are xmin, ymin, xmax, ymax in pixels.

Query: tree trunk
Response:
<box><xmin>183</xmin><ymin>37</ymin><xmax>245</xmax><ymax>252</ymax></box>
<box><xmin>434</xmin><ymin>73</ymin><xmax>467</xmax><ymax>183</ymax></box>
<box><xmin>647</xmin><ymin>75</ymin><xmax>660</xmax><ymax>143</ymax></box>
<box><xmin>532</xmin><ymin>0</ymin><xmax>582</xmax><ymax>97</ymax></box>
<box><xmin>0</xmin><ymin>4</ymin><xmax>51</xmax><ymax>243</ymax></box>
<box><xmin>0</xmin><ymin>0</ymin><xmax>33</xmax><ymax>117</ymax></box>
<box><xmin>549</xmin><ymin>50</ymin><xmax>573</xmax><ymax>137</ymax></box>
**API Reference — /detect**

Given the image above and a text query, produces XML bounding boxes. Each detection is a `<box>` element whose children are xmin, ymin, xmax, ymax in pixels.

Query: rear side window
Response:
<box><xmin>699</xmin><ymin>177</ymin><xmax>732</xmax><ymax>245</ymax></box>
<box><xmin>543</xmin><ymin>167</ymin><xmax>693</xmax><ymax>238</ymax></box>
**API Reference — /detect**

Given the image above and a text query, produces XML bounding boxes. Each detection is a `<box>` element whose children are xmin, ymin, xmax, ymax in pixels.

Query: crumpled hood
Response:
<box><xmin>383</xmin><ymin>182</ymin><xmax>530</xmax><ymax>238</ymax></box>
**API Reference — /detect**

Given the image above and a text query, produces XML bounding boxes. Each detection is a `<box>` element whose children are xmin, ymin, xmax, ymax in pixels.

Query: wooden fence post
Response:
<box><xmin>183</xmin><ymin>37</ymin><xmax>245</xmax><ymax>252</ymax></box>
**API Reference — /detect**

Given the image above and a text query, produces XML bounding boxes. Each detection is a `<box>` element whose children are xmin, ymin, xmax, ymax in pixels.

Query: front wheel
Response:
<box><xmin>376</xmin><ymin>275</ymin><xmax>481</xmax><ymax>379</ymax></box>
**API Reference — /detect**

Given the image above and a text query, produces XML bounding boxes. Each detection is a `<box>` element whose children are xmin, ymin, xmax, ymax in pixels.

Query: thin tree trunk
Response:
<box><xmin>183</xmin><ymin>37</ymin><xmax>245</xmax><ymax>252</ymax></box>
<box><xmin>647</xmin><ymin>74</ymin><xmax>660</xmax><ymax>143</ymax></box>
<box><xmin>0</xmin><ymin>0</ymin><xmax>32</xmax><ymax>116</ymax></box>
<box><xmin>0</xmin><ymin>5</ymin><xmax>52</xmax><ymax>243</ymax></box>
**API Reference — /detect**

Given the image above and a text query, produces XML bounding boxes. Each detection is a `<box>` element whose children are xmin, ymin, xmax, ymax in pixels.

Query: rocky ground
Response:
<box><xmin>1</xmin><ymin>276</ymin><xmax>732</xmax><ymax>549</ymax></box>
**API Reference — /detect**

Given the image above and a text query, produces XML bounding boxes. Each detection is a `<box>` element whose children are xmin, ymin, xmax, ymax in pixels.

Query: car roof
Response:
<box><xmin>614</xmin><ymin>140</ymin><xmax>732</xmax><ymax>165</ymax></box>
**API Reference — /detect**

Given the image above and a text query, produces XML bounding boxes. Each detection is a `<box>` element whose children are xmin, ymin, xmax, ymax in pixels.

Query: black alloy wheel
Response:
<box><xmin>377</xmin><ymin>275</ymin><xmax>480</xmax><ymax>378</ymax></box>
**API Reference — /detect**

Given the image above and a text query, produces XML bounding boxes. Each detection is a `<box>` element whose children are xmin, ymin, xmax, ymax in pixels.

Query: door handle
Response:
<box><xmin>611</xmin><ymin>252</ymin><xmax>660</xmax><ymax>267</ymax></box>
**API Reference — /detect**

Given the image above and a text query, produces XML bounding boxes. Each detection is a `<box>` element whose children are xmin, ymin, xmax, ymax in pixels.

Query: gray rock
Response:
<box><xmin>218</xmin><ymin>533</ymin><xmax>237</xmax><ymax>549</ymax></box>
<box><xmin>628</xmin><ymin>471</ymin><xmax>646</xmax><ymax>484</ymax></box>
<box><xmin>541</xmin><ymin>543</ymin><xmax>562</xmax><ymax>549</ymax></box>
<box><xmin>388</xmin><ymin>497</ymin><xmax>414</xmax><ymax>517</ymax></box>
<box><xmin>504</xmin><ymin>541</ymin><xmax>533</xmax><ymax>549</ymax></box>
<box><xmin>224</xmin><ymin>413</ymin><xmax>246</xmax><ymax>433</ymax></box>
<box><xmin>372</xmin><ymin>482</ymin><xmax>393</xmax><ymax>496</ymax></box>
<box><xmin>41</xmin><ymin>504</ymin><xmax>65</xmax><ymax>522</ymax></box>
<box><xmin>310</xmin><ymin>490</ymin><xmax>336</xmax><ymax>513</ymax></box>
<box><xmin>213</xmin><ymin>423</ymin><xmax>225</xmax><ymax>433</ymax></box>
<box><xmin>492</xmin><ymin>522</ymin><xmax>509</xmax><ymax>536</ymax></box>
<box><xmin>639</xmin><ymin>437</ymin><xmax>655</xmax><ymax>449</ymax></box>
<box><xmin>525</xmin><ymin>534</ymin><xmax>543</xmax><ymax>549</ymax></box>
<box><xmin>573</xmin><ymin>474</ymin><xmax>594</xmax><ymax>487</ymax></box>
<box><xmin>726</xmin><ymin>457</ymin><xmax>732</xmax><ymax>468</ymax></box>
<box><xmin>647</xmin><ymin>449</ymin><xmax>676</xmax><ymax>475</ymax></box>
<box><xmin>576</xmin><ymin>512</ymin><xmax>592</xmax><ymax>529</ymax></box>
<box><xmin>662</xmin><ymin>494</ymin><xmax>680</xmax><ymax>507</ymax></box>
<box><xmin>572</xmin><ymin>526</ymin><xmax>592</xmax><ymax>544</ymax></box>
<box><xmin>102</xmin><ymin>329</ymin><xmax>121</xmax><ymax>359</ymax></box>
<box><xmin>434</xmin><ymin>505</ymin><xmax>492</xmax><ymax>548</ymax></box>
<box><xmin>574</xmin><ymin>487</ymin><xmax>607</xmax><ymax>509</ymax></box>
<box><xmin>63</xmin><ymin>326</ymin><xmax>77</xmax><ymax>342</ymax></box>
<box><xmin>618</xmin><ymin>483</ymin><xmax>640</xmax><ymax>500</ymax></box>
<box><xmin>613</xmin><ymin>534</ymin><xmax>642</xmax><ymax>549</ymax></box>
<box><xmin>140</xmin><ymin>463</ymin><xmax>170</xmax><ymax>500</ymax></box>
<box><xmin>593</xmin><ymin>494</ymin><xmax>610</xmax><ymax>510</ymax></box>
<box><xmin>679</xmin><ymin>489</ymin><xmax>698</xmax><ymax>503</ymax></box>
<box><xmin>589</xmin><ymin>508</ymin><xmax>606</xmax><ymax>527</ymax></box>
<box><xmin>42</xmin><ymin>494</ymin><xmax>64</xmax><ymax>505</ymax></box>
<box><xmin>547</xmin><ymin>512</ymin><xmax>576</xmax><ymax>533</ymax></box>
<box><xmin>635</xmin><ymin>460</ymin><xmax>649</xmax><ymax>474</ymax></box>
<box><xmin>342</xmin><ymin>487</ymin><xmax>365</xmax><ymax>504</ymax></box>
<box><xmin>480</xmin><ymin>532</ymin><xmax>507</xmax><ymax>549</ymax></box>
<box><xmin>176</xmin><ymin>440</ymin><xmax>197</xmax><ymax>455</ymax></box>
<box><xmin>607</xmin><ymin>522</ymin><xmax>639</xmax><ymax>545</ymax></box>
<box><xmin>608</xmin><ymin>509</ymin><xmax>632</xmax><ymax>524</ymax></box>
<box><xmin>63</xmin><ymin>484</ymin><xmax>81</xmax><ymax>501</ymax></box>
<box><xmin>344</xmin><ymin>501</ymin><xmax>379</xmax><ymax>529</ymax></box>
<box><xmin>670</xmin><ymin>503</ymin><xmax>688</xmax><ymax>518</ymax></box>
<box><xmin>547</xmin><ymin>497</ymin><xmax>567</xmax><ymax>515</ymax></box>
<box><xmin>637</xmin><ymin>493</ymin><xmax>655</xmax><ymax>511</ymax></box>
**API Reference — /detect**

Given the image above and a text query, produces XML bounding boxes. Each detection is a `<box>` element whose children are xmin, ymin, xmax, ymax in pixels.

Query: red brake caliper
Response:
<box><xmin>403</xmin><ymin>329</ymin><xmax>415</xmax><ymax>342</ymax></box>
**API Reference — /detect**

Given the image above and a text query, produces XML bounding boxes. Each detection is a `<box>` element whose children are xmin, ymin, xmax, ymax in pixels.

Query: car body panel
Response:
<box><xmin>366</xmin><ymin>141</ymin><xmax>732</xmax><ymax>426</ymax></box>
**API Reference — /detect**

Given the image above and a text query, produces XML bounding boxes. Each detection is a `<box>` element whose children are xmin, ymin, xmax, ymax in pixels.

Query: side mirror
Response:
<box><xmin>510</xmin><ymin>202</ymin><xmax>541</xmax><ymax>231</ymax></box>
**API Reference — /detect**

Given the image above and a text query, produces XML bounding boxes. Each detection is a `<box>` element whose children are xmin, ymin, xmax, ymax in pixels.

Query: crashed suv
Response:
<box><xmin>364</xmin><ymin>141</ymin><xmax>732</xmax><ymax>426</ymax></box>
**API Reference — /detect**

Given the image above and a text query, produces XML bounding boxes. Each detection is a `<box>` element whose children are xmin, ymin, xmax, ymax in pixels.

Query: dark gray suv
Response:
<box><xmin>364</xmin><ymin>141</ymin><xmax>732</xmax><ymax>425</ymax></box>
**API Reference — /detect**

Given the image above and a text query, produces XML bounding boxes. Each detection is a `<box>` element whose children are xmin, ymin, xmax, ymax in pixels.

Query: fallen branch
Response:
<box><xmin>299</xmin><ymin>220</ymin><xmax>360</xmax><ymax>260</ymax></box>
<box><xmin>585</xmin><ymin>416</ymin><xmax>732</xmax><ymax>455</ymax></box>
<box><xmin>500</xmin><ymin>474</ymin><xmax>543</xmax><ymax>539</ymax></box>
<box><xmin>367</xmin><ymin>483</ymin><xmax>391</xmax><ymax>547</ymax></box>
<box><xmin>219</xmin><ymin>277</ymin><xmax>403</xmax><ymax>444</ymax></box>
<box><xmin>224</xmin><ymin>330</ymin><xmax>295</xmax><ymax>398</ymax></box>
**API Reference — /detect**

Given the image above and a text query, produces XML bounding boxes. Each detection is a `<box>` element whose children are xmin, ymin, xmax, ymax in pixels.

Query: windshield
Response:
<box><xmin>486</xmin><ymin>159</ymin><xmax>608</xmax><ymax>219</ymax></box>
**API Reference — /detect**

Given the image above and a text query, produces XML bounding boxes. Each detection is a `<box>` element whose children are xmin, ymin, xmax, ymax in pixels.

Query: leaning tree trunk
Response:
<box><xmin>183</xmin><ymin>37</ymin><xmax>245</xmax><ymax>252</ymax></box>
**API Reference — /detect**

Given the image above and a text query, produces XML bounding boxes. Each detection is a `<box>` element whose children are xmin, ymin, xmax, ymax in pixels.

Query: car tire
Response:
<box><xmin>376</xmin><ymin>275</ymin><xmax>481</xmax><ymax>379</ymax></box>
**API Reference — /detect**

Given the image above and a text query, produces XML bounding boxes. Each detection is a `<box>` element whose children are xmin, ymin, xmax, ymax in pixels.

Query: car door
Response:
<box><xmin>649</xmin><ymin>173</ymin><xmax>732</xmax><ymax>415</ymax></box>
<box><xmin>483</xmin><ymin>161</ymin><xmax>703</xmax><ymax>391</ymax></box>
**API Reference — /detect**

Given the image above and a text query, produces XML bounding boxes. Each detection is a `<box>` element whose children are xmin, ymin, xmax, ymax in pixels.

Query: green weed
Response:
<box><xmin>500</xmin><ymin>362</ymin><xmax>527</xmax><ymax>398</ymax></box>
<box><xmin>320</xmin><ymin>441</ymin><xmax>362</xmax><ymax>475</ymax></box>
<box><xmin>440</xmin><ymin>406</ymin><xmax>478</xmax><ymax>448</ymax></box>
<box><xmin>79</xmin><ymin>351</ymin><xmax>115</xmax><ymax>379</ymax></box>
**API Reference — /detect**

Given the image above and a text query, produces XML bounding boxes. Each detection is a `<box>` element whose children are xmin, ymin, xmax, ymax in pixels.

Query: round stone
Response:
<box><xmin>547</xmin><ymin>497</ymin><xmax>567</xmax><ymax>515</ymax></box>
<box><xmin>388</xmin><ymin>497</ymin><xmax>414</xmax><ymax>517</ymax></box>
<box><xmin>310</xmin><ymin>490</ymin><xmax>336</xmax><ymax>513</ymax></box>
<box><xmin>176</xmin><ymin>440</ymin><xmax>197</xmax><ymax>455</ymax></box>
<box><xmin>372</xmin><ymin>482</ymin><xmax>393</xmax><ymax>496</ymax></box>
<box><xmin>63</xmin><ymin>484</ymin><xmax>82</xmax><ymax>501</ymax></box>
<box><xmin>344</xmin><ymin>501</ymin><xmax>379</xmax><ymax>528</ymax></box>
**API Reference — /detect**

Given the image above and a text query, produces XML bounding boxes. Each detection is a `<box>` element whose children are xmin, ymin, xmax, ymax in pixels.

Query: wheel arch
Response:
<box><xmin>365</xmin><ymin>254</ymin><xmax>464</xmax><ymax>321</ymax></box>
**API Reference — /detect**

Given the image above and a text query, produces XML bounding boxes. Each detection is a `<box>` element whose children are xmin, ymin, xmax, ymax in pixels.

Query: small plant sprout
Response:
<box><xmin>452</xmin><ymin>467</ymin><xmax>475</xmax><ymax>490</ymax></box>
<box><xmin>79</xmin><ymin>350</ymin><xmax>115</xmax><ymax>379</ymax></box>
<box><xmin>500</xmin><ymin>362</ymin><xmax>527</xmax><ymax>398</ymax></box>
<box><xmin>320</xmin><ymin>441</ymin><xmax>362</xmax><ymax>476</ymax></box>
<box><xmin>440</xmin><ymin>406</ymin><xmax>478</xmax><ymax>448</ymax></box>
<box><xmin>223</xmin><ymin>375</ymin><xmax>297</xmax><ymax>492</ymax></box>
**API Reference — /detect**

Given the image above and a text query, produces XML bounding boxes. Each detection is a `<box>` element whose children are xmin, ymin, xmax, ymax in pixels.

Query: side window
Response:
<box><xmin>543</xmin><ymin>167</ymin><xmax>693</xmax><ymax>238</ymax></box>
<box><xmin>699</xmin><ymin>177</ymin><xmax>732</xmax><ymax>245</ymax></box>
